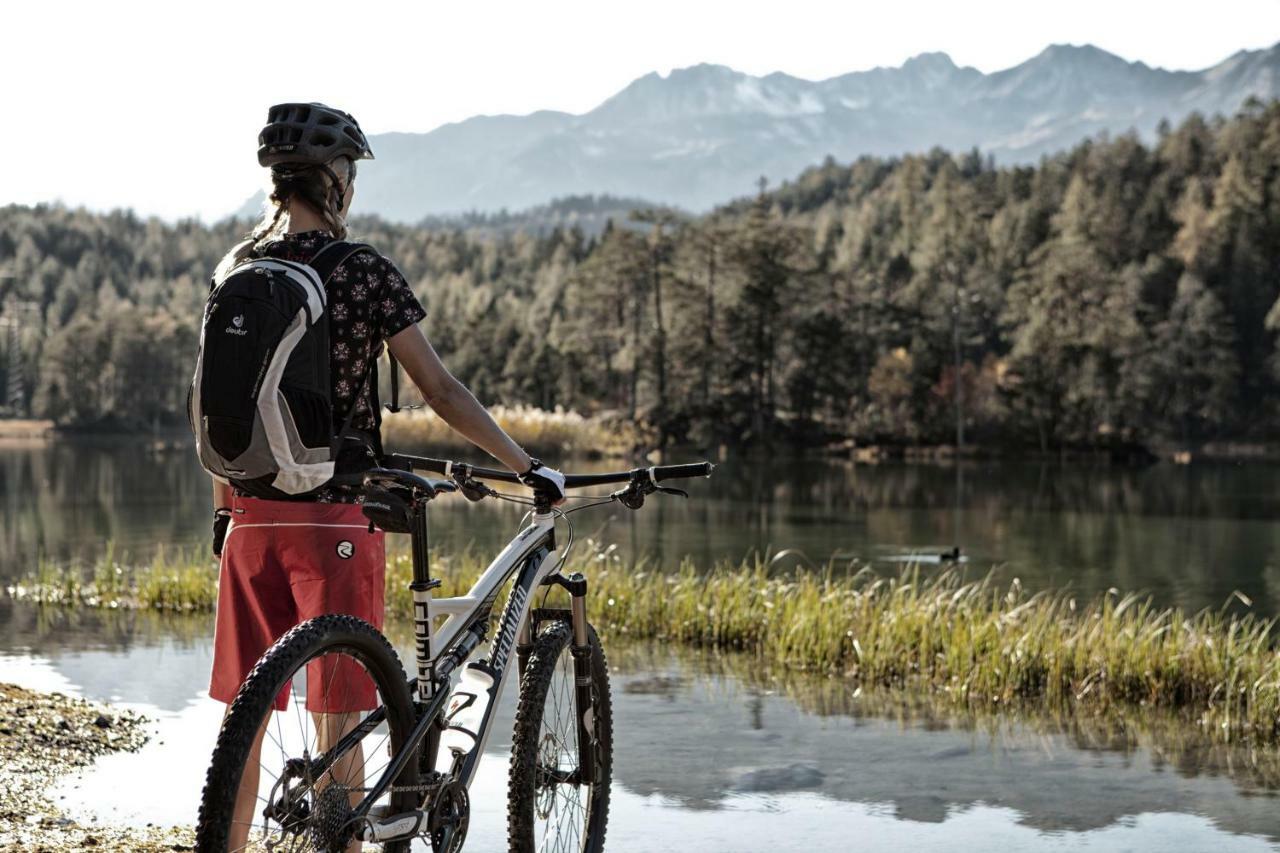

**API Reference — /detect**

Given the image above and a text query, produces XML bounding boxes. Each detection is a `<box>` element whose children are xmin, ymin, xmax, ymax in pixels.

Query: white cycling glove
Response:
<box><xmin>518</xmin><ymin>459</ymin><xmax>566</xmax><ymax>503</ymax></box>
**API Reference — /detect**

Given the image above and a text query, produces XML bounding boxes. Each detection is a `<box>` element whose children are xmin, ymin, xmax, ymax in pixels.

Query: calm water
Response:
<box><xmin>5</xmin><ymin>439</ymin><xmax>1280</xmax><ymax>614</ymax></box>
<box><xmin>0</xmin><ymin>604</ymin><xmax>1277</xmax><ymax>851</ymax></box>
<box><xmin>7</xmin><ymin>440</ymin><xmax>1280</xmax><ymax>849</ymax></box>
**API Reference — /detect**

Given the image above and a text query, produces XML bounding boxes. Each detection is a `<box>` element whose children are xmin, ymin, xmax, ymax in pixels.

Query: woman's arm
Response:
<box><xmin>386</xmin><ymin>325</ymin><xmax>533</xmax><ymax>474</ymax></box>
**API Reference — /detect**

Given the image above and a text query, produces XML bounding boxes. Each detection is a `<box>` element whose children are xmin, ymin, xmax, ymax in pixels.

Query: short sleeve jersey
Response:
<box><xmin>246</xmin><ymin>230</ymin><xmax>427</xmax><ymax>502</ymax></box>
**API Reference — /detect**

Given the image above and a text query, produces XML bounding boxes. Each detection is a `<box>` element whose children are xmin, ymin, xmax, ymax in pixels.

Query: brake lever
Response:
<box><xmin>611</xmin><ymin>484</ymin><xmax>646</xmax><ymax>510</ymax></box>
<box><xmin>654</xmin><ymin>485</ymin><xmax>689</xmax><ymax>499</ymax></box>
<box><xmin>454</xmin><ymin>475</ymin><xmax>497</xmax><ymax>503</ymax></box>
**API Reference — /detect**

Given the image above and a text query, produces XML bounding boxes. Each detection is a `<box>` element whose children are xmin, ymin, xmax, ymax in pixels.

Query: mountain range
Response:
<box><xmin>237</xmin><ymin>42</ymin><xmax>1280</xmax><ymax>222</ymax></box>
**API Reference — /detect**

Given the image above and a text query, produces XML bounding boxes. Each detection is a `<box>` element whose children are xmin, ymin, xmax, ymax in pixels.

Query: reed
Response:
<box><xmin>16</xmin><ymin>544</ymin><xmax>218</xmax><ymax>611</ymax></box>
<box><xmin>381</xmin><ymin>405</ymin><xmax>637</xmax><ymax>458</ymax></box>
<box><xmin>9</xmin><ymin>545</ymin><xmax>1280</xmax><ymax>745</ymax></box>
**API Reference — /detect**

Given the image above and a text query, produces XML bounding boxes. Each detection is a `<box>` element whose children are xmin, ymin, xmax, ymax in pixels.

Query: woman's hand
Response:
<box><xmin>518</xmin><ymin>460</ymin><xmax>566</xmax><ymax>505</ymax></box>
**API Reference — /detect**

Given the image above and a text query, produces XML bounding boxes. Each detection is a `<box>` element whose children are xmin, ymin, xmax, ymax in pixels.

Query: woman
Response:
<box><xmin>207</xmin><ymin>102</ymin><xmax>564</xmax><ymax>850</ymax></box>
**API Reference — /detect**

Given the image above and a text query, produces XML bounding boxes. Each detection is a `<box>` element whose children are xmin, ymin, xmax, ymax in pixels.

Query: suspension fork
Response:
<box><xmin>544</xmin><ymin>571</ymin><xmax>596</xmax><ymax>784</ymax></box>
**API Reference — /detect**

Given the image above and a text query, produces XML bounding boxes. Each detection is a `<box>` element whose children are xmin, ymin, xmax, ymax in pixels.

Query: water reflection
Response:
<box><xmin>6</xmin><ymin>440</ymin><xmax>1280</xmax><ymax>615</ymax></box>
<box><xmin>1</xmin><ymin>605</ymin><xmax>1277</xmax><ymax>849</ymax></box>
<box><xmin>608</xmin><ymin>645</ymin><xmax>1280</xmax><ymax>834</ymax></box>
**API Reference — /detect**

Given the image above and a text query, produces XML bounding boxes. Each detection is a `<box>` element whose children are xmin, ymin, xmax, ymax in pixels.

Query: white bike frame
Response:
<box><xmin>418</xmin><ymin>510</ymin><xmax>559</xmax><ymax>772</ymax></box>
<box><xmin>358</xmin><ymin>508</ymin><xmax>564</xmax><ymax>843</ymax></box>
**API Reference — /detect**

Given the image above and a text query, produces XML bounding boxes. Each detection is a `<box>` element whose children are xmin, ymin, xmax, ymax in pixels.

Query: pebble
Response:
<box><xmin>0</xmin><ymin>682</ymin><xmax>193</xmax><ymax>850</ymax></box>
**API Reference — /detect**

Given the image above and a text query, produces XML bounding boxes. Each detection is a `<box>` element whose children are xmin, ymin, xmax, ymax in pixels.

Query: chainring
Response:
<box><xmin>427</xmin><ymin>780</ymin><xmax>470</xmax><ymax>853</ymax></box>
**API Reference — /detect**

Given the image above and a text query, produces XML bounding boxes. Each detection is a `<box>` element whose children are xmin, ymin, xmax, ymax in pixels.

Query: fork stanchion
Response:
<box><xmin>565</xmin><ymin>573</ymin><xmax>596</xmax><ymax>785</ymax></box>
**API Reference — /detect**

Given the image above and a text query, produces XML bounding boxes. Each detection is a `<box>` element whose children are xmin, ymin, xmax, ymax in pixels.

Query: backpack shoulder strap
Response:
<box><xmin>307</xmin><ymin>241</ymin><xmax>375</xmax><ymax>286</ymax></box>
<box><xmin>307</xmin><ymin>240</ymin><xmax>382</xmax><ymax>453</ymax></box>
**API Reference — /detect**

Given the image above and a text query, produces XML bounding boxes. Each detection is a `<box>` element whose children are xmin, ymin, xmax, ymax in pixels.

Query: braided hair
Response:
<box><xmin>249</xmin><ymin>156</ymin><xmax>355</xmax><ymax>247</ymax></box>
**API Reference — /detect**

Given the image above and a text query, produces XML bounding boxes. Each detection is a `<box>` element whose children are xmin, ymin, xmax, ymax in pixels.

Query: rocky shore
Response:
<box><xmin>0</xmin><ymin>682</ymin><xmax>192</xmax><ymax>851</ymax></box>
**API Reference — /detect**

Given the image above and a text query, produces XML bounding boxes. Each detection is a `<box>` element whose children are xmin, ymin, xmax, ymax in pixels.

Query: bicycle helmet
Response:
<box><xmin>257</xmin><ymin>103</ymin><xmax>375</xmax><ymax>168</ymax></box>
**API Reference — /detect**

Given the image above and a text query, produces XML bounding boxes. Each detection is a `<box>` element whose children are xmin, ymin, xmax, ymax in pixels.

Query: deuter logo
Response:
<box><xmin>225</xmin><ymin>314</ymin><xmax>248</xmax><ymax>336</ymax></box>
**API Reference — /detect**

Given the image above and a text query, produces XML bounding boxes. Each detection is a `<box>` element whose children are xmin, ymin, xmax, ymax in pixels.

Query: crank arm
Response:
<box><xmin>360</xmin><ymin>808</ymin><xmax>429</xmax><ymax>843</ymax></box>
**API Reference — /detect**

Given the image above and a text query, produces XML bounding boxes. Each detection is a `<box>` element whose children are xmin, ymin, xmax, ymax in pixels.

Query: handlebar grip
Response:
<box><xmin>652</xmin><ymin>462</ymin><xmax>714</xmax><ymax>481</ymax></box>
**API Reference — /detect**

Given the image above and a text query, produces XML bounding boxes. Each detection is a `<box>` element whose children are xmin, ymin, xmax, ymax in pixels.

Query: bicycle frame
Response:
<box><xmin>416</xmin><ymin>509</ymin><xmax>560</xmax><ymax>777</ymax></box>
<box><xmin>344</xmin><ymin>501</ymin><xmax>567</xmax><ymax>843</ymax></box>
<box><xmin>302</xmin><ymin>453</ymin><xmax>711</xmax><ymax>845</ymax></box>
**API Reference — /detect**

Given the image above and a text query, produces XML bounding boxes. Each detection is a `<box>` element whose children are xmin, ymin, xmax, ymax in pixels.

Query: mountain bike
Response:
<box><xmin>195</xmin><ymin>452</ymin><xmax>713</xmax><ymax>852</ymax></box>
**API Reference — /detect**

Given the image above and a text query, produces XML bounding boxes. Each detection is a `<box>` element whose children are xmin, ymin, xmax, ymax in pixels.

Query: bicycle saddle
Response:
<box><xmin>363</xmin><ymin>467</ymin><xmax>458</xmax><ymax>497</ymax></box>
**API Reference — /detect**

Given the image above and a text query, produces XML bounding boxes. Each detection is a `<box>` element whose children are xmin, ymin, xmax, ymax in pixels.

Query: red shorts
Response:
<box><xmin>209</xmin><ymin>496</ymin><xmax>386</xmax><ymax>713</ymax></box>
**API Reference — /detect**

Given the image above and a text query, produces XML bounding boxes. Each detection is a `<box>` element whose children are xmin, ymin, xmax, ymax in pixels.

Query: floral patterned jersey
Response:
<box><xmin>246</xmin><ymin>230</ymin><xmax>426</xmax><ymax>502</ymax></box>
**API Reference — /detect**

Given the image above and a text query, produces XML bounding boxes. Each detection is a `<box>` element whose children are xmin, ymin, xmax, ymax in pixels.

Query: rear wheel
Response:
<box><xmin>196</xmin><ymin>614</ymin><xmax>418</xmax><ymax>852</ymax></box>
<box><xmin>507</xmin><ymin>620</ymin><xmax>612</xmax><ymax>853</ymax></box>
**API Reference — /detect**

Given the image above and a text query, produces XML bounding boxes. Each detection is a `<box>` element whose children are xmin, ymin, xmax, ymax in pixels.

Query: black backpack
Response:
<box><xmin>188</xmin><ymin>239</ymin><xmax>380</xmax><ymax>499</ymax></box>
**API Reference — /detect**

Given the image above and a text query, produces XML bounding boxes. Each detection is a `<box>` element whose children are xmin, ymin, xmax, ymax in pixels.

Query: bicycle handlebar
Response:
<box><xmin>384</xmin><ymin>453</ymin><xmax>714</xmax><ymax>489</ymax></box>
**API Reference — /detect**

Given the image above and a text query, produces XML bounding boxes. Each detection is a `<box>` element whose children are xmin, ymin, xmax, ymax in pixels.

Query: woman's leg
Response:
<box><xmin>227</xmin><ymin>716</ymin><xmax>268</xmax><ymax>851</ymax></box>
<box><xmin>282</xmin><ymin>502</ymin><xmax>386</xmax><ymax>852</ymax></box>
<box><xmin>314</xmin><ymin>709</ymin><xmax>366</xmax><ymax>853</ymax></box>
<box><xmin>209</xmin><ymin>498</ymin><xmax>294</xmax><ymax>851</ymax></box>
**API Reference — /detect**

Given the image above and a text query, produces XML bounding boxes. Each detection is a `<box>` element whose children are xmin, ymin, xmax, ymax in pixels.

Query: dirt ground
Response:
<box><xmin>0</xmin><ymin>682</ymin><xmax>194</xmax><ymax>851</ymax></box>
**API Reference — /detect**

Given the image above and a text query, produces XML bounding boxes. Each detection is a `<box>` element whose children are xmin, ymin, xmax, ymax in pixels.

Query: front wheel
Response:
<box><xmin>507</xmin><ymin>619</ymin><xmax>612</xmax><ymax>853</ymax></box>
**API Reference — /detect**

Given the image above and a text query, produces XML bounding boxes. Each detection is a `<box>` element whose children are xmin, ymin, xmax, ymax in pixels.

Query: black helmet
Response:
<box><xmin>257</xmin><ymin>103</ymin><xmax>374</xmax><ymax>168</ymax></box>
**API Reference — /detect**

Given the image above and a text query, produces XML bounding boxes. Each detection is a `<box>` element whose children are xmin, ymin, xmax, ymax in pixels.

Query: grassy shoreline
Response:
<box><xmin>8</xmin><ymin>547</ymin><xmax>1280</xmax><ymax>747</ymax></box>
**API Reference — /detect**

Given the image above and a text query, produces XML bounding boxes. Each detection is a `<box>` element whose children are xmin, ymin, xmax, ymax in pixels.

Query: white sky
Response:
<box><xmin>3</xmin><ymin>0</ymin><xmax>1278</xmax><ymax>221</ymax></box>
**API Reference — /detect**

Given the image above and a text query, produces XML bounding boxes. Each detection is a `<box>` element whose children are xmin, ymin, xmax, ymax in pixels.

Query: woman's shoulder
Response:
<box><xmin>347</xmin><ymin>244</ymin><xmax>407</xmax><ymax>283</ymax></box>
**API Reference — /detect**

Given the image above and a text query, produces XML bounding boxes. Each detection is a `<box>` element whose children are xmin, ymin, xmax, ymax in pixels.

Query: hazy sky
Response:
<box><xmin>4</xmin><ymin>0</ymin><xmax>1278</xmax><ymax>221</ymax></box>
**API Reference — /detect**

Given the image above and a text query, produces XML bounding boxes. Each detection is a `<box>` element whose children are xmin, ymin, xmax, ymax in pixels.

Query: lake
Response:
<box><xmin>1</xmin><ymin>604</ymin><xmax>1278</xmax><ymax>852</ymax></box>
<box><xmin>4</xmin><ymin>439</ymin><xmax>1280</xmax><ymax>615</ymax></box>
<box><xmin>5</xmin><ymin>439</ymin><xmax>1280</xmax><ymax>850</ymax></box>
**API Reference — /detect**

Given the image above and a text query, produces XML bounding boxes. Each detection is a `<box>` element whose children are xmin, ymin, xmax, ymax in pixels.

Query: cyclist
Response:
<box><xmin>205</xmin><ymin>102</ymin><xmax>565</xmax><ymax>851</ymax></box>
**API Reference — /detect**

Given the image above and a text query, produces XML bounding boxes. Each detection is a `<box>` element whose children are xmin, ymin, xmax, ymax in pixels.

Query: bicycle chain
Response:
<box><xmin>344</xmin><ymin>781</ymin><xmax>443</xmax><ymax>793</ymax></box>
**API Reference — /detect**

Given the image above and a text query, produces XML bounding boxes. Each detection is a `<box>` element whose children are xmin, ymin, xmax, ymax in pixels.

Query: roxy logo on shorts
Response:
<box><xmin>336</xmin><ymin>540</ymin><xmax>355</xmax><ymax>559</ymax></box>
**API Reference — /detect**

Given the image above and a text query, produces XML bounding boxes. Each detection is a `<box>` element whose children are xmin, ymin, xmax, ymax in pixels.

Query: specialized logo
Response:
<box><xmin>336</xmin><ymin>540</ymin><xmax>355</xmax><ymax>559</ymax></box>
<box><xmin>225</xmin><ymin>313</ymin><xmax>248</xmax><ymax>336</ymax></box>
<box><xmin>492</xmin><ymin>581</ymin><xmax>530</xmax><ymax>670</ymax></box>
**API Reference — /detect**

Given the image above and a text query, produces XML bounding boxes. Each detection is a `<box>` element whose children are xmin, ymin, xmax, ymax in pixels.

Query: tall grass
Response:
<box><xmin>9</xmin><ymin>545</ymin><xmax>1280</xmax><ymax>745</ymax></box>
<box><xmin>381</xmin><ymin>406</ymin><xmax>638</xmax><ymax>458</ymax></box>
<box><xmin>17</xmin><ymin>544</ymin><xmax>218</xmax><ymax>611</ymax></box>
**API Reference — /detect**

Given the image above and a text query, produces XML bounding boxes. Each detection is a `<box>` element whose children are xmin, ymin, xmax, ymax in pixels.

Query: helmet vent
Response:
<box><xmin>257</xmin><ymin>102</ymin><xmax>374</xmax><ymax>168</ymax></box>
